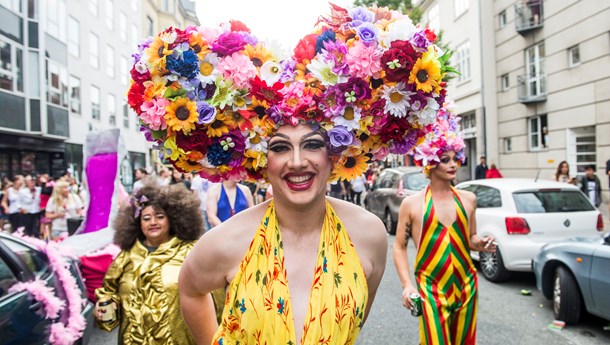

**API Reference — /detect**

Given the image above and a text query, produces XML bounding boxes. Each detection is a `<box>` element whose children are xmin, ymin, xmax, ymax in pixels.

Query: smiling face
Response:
<box><xmin>266</xmin><ymin>124</ymin><xmax>332</xmax><ymax>207</ymax></box>
<box><xmin>430</xmin><ymin>150</ymin><xmax>460</xmax><ymax>181</ymax></box>
<box><xmin>140</xmin><ymin>205</ymin><xmax>171</xmax><ymax>246</ymax></box>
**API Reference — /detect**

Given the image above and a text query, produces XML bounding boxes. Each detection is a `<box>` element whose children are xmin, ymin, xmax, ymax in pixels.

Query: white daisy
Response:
<box><xmin>333</xmin><ymin>106</ymin><xmax>362</xmax><ymax>131</ymax></box>
<box><xmin>244</xmin><ymin>126</ymin><xmax>268</xmax><ymax>153</ymax></box>
<box><xmin>379</xmin><ymin>18</ymin><xmax>416</xmax><ymax>51</ymax></box>
<box><xmin>306</xmin><ymin>57</ymin><xmax>347</xmax><ymax>86</ymax></box>
<box><xmin>417</xmin><ymin>97</ymin><xmax>440</xmax><ymax>125</ymax></box>
<box><xmin>197</xmin><ymin>53</ymin><xmax>221</xmax><ymax>86</ymax></box>
<box><xmin>380</xmin><ymin>82</ymin><xmax>416</xmax><ymax>118</ymax></box>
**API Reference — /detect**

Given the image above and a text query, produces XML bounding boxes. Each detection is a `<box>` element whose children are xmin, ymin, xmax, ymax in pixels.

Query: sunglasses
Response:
<box><xmin>439</xmin><ymin>156</ymin><xmax>460</xmax><ymax>164</ymax></box>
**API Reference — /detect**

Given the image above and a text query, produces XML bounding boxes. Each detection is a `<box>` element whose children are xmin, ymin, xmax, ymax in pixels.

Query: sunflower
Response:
<box><xmin>146</xmin><ymin>37</ymin><xmax>173</xmax><ymax>74</ymax></box>
<box><xmin>244</xmin><ymin>44</ymin><xmax>275</xmax><ymax>68</ymax></box>
<box><xmin>408</xmin><ymin>46</ymin><xmax>443</xmax><ymax>94</ymax></box>
<box><xmin>331</xmin><ymin>154</ymin><xmax>369</xmax><ymax>181</ymax></box>
<box><xmin>206</xmin><ymin>111</ymin><xmax>235</xmax><ymax>138</ymax></box>
<box><xmin>189</xmin><ymin>33</ymin><xmax>209</xmax><ymax>60</ymax></box>
<box><xmin>303</xmin><ymin>75</ymin><xmax>324</xmax><ymax>98</ymax></box>
<box><xmin>165</xmin><ymin>97</ymin><xmax>198</xmax><ymax>134</ymax></box>
<box><xmin>175</xmin><ymin>151</ymin><xmax>204</xmax><ymax>173</ymax></box>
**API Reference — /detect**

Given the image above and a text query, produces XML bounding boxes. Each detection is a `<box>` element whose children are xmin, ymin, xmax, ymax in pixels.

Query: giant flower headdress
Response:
<box><xmin>128</xmin><ymin>4</ymin><xmax>455</xmax><ymax>182</ymax></box>
<box><xmin>412</xmin><ymin>104</ymin><xmax>465</xmax><ymax>175</ymax></box>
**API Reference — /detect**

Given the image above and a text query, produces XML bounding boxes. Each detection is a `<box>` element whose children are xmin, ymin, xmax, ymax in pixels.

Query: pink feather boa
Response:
<box><xmin>13</xmin><ymin>231</ymin><xmax>87</xmax><ymax>345</ymax></box>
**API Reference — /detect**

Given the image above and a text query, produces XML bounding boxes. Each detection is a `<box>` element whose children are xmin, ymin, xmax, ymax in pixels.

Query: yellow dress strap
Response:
<box><xmin>212</xmin><ymin>200</ymin><xmax>368</xmax><ymax>345</ymax></box>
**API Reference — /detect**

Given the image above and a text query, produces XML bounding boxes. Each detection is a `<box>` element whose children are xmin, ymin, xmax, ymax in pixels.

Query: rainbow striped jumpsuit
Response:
<box><xmin>414</xmin><ymin>186</ymin><xmax>478</xmax><ymax>345</ymax></box>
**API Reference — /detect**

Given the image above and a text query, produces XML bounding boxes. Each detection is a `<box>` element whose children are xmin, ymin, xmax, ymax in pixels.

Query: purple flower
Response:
<box><xmin>349</xmin><ymin>8</ymin><xmax>375</xmax><ymax>27</ymax></box>
<box><xmin>211</xmin><ymin>32</ymin><xmax>246</xmax><ymax>56</ymax></box>
<box><xmin>240</xmin><ymin>32</ymin><xmax>259</xmax><ymax>46</ymax></box>
<box><xmin>140</xmin><ymin>126</ymin><xmax>153</xmax><ymax>142</ymax></box>
<box><xmin>339</xmin><ymin>77</ymin><xmax>372</xmax><ymax>103</ymax></box>
<box><xmin>356</xmin><ymin>22</ymin><xmax>378</xmax><ymax>44</ymax></box>
<box><xmin>279</xmin><ymin>60</ymin><xmax>296</xmax><ymax>83</ymax></box>
<box><xmin>197</xmin><ymin>101</ymin><xmax>216</xmax><ymax>124</ymax></box>
<box><xmin>390</xmin><ymin>131</ymin><xmax>418</xmax><ymax>154</ymax></box>
<box><xmin>322</xmin><ymin>40</ymin><xmax>349</xmax><ymax>75</ymax></box>
<box><xmin>328</xmin><ymin>126</ymin><xmax>354</xmax><ymax>149</ymax></box>
<box><xmin>411</xmin><ymin>31</ymin><xmax>431</xmax><ymax>50</ymax></box>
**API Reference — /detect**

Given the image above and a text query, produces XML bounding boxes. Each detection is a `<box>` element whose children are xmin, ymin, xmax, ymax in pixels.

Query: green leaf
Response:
<box><xmin>151</xmin><ymin>129</ymin><xmax>167</xmax><ymax>140</ymax></box>
<box><xmin>163</xmin><ymin>87</ymin><xmax>187</xmax><ymax>100</ymax></box>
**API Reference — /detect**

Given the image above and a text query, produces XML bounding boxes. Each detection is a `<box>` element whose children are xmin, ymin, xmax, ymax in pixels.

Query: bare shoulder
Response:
<box><xmin>456</xmin><ymin>189</ymin><xmax>476</xmax><ymax>205</ymax></box>
<box><xmin>328</xmin><ymin>198</ymin><xmax>386</xmax><ymax>249</ymax></box>
<box><xmin>400</xmin><ymin>190</ymin><xmax>425</xmax><ymax>215</ymax></box>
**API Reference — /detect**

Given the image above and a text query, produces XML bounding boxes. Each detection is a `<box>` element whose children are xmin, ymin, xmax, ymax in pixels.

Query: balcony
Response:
<box><xmin>515</xmin><ymin>0</ymin><xmax>544</xmax><ymax>34</ymax></box>
<box><xmin>517</xmin><ymin>74</ymin><xmax>547</xmax><ymax>103</ymax></box>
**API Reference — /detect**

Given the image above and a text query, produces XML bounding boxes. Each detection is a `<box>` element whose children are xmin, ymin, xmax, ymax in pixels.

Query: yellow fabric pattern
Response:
<box><xmin>212</xmin><ymin>200</ymin><xmax>368</xmax><ymax>345</ymax></box>
<box><xmin>95</xmin><ymin>237</ymin><xmax>196</xmax><ymax>345</ymax></box>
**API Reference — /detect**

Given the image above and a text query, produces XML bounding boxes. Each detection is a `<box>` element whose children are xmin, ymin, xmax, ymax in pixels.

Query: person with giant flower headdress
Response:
<box><xmin>392</xmin><ymin>107</ymin><xmax>497</xmax><ymax>345</ymax></box>
<box><xmin>93</xmin><ymin>182</ymin><xmax>206</xmax><ymax>344</ymax></box>
<box><xmin>127</xmin><ymin>4</ymin><xmax>455</xmax><ymax>344</ymax></box>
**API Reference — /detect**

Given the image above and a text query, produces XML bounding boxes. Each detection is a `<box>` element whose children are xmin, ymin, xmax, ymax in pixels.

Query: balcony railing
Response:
<box><xmin>515</xmin><ymin>0</ymin><xmax>544</xmax><ymax>34</ymax></box>
<box><xmin>517</xmin><ymin>74</ymin><xmax>547</xmax><ymax>103</ymax></box>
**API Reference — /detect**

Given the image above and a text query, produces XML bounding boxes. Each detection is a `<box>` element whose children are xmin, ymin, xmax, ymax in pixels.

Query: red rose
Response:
<box><xmin>381</xmin><ymin>40</ymin><xmax>419</xmax><ymax>83</ymax></box>
<box><xmin>130</xmin><ymin>67</ymin><xmax>150</xmax><ymax>84</ymax></box>
<box><xmin>127</xmin><ymin>83</ymin><xmax>146</xmax><ymax>113</ymax></box>
<box><xmin>293</xmin><ymin>34</ymin><xmax>317</xmax><ymax>63</ymax></box>
<box><xmin>425</xmin><ymin>28</ymin><xmax>437</xmax><ymax>42</ymax></box>
<box><xmin>230</xmin><ymin>20</ymin><xmax>250</xmax><ymax>33</ymax></box>
<box><xmin>175</xmin><ymin>125</ymin><xmax>212</xmax><ymax>152</ymax></box>
<box><xmin>380</xmin><ymin>116</ymin><xmax>410</xmax><ymax>142</ymax></box>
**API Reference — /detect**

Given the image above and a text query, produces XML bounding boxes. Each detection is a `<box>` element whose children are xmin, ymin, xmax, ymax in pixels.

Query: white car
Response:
<box><xmin>455</xmin><ymin>178</ymin><xmax>604</xmax><ymax>282</ymax></box>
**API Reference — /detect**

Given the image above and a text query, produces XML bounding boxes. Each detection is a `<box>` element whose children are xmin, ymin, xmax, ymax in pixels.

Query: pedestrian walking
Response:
<box><xmin>475</xmin><ymin>156</ymin><xmax>488</xmax><ymax>180</ymax></box>
<box><xmin>206</xmin><ymin>180</ymin><xmax>254</xmax><ymax>228</ymax></box>
<box><xmin>1</xmin><ymin>175</ymin><xmax>23</xmax><ymax>232</ymax></box>
<box><xmin>485</xmin><ymin>163</ymin><xmax>503</xmax><ymax>178</ymax></box>
<box><xmin>18</xmin><ymin>175</ymin><xmax>41</xmax><ymax>237</ymax></box>
<box><xmin>395</xmin><ymin>114</ymin><xmax>496</xmax><ymax>345</ymax></box>
<box><xmin>350</xmin><ymin>174</ymin><xmax>366</xmax><ymax>206</ymax></box>
<box><xmin>44</xmin><ymin>181</ymin><xmax>84</xmax><ymax>240</ymax></box>
<box><xmin>579</xmin><ymin>165</ymin><xmax>602</xmax><ymax>207</ymax></box>
<box><xmin>132</xmin><ymin>168</ymin><xmax>148</xmax><ymax>192</ymax></box>
<box><xmin>191</xmin><ymin>174</ymin><xmax>213</xmax><ymax>231</ymax></box>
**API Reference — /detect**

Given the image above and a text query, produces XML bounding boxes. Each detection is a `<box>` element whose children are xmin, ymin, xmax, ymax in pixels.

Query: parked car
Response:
<box><xmin>533</xmin><ymin>232</ymin><xmax>610</xmax><ymax>324</ymax></box>
<box><xmin>0</xmin><ymin>233</ymin><xmax>94</xmax><ymax>344</ymax></box>
<box><xmin>455</xmin><ymin>178</ymin><xmax>603</xmax><ymax>282</ymax></box>
<box><xmin>364</xmin><ymin>166</ymin><xmax>428</xmax><ymax>234</ymax></box>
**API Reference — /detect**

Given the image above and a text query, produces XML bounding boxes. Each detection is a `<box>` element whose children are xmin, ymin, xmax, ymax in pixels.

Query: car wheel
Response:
<box><xmin>553</xmin><ymin>266</ymin><xmax>582</xmax><ymax>324</ymax></box>
<box><xmin>384</xmin><ymin>210</ymin><xmax>396</xmax><ymax>235</ymax></box>
<box><xmin>479</xmin><ymin>247</ymin><xmax>510</xmax><ymax>282</ymax></box>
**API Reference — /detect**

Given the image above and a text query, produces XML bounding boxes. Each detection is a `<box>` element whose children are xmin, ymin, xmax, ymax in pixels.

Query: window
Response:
<box><xmin>67</xmin><ymin>16</ymin><xmax>79</xmax><ymax>57</ymax></box>
<box><xmin>46</xmin><ymin>0</ymin><xmax>67</xmax><ymax>42</ymax></box>
<box><xmin>130</xmin><ymin>24</ymin><xmax>138</xmax><ymax>49</ymax></box>
<box><xmin>513</xmin><ymin>190</ymin><xmax>594</xmax><ymax>213</ymax></box>
<box><xmin>528</xmin><ymin>114</ymin><xmax>547</xmax><ymax>150</ymax></box>
<box><xmin>455</xmin><ymin>41</ymin><xmax>470</xmax><ymax>82</ymax></box>
<box><xmin>162</xmin><ymin>0</ymin><xmax>174</xmax><ymax>13</ymax></box>
<box><xmin>525</xmin><ymin>42</ymin><xmax>545</xmax><ymax>97</ymax></box>
<box><xmin>575</xmin><ymin>133</ymin><xmax>596</xmax><ymax>175</ymax></box>
<box><xmin>568</xmin><ymin>45</ymin><xmax>580</xmax><ymax>67</ymax></box>
<box><xmin>1</xmin><ymin>0</ymin><xmax>22</xmax><ymax>14</ymax></box>
<box><xmin>499</xmin><ymin>10</ymin><xmax>507</xmax><ymax>28</ymax></box>
<box><xmin>0</xmin><ymin>39</ymin><xmax>24</xmax><ymax>93</ymax></box>
<box><xmin>146</xmin><ymin>16</ymin><xmax>154</xmax><ymax>37</ymax></box>
<box><xmin>120</xmin><ymin>56</ymin><xmax>128</xmax><ymax>85</ymax></box>
<box><xmin>123</xmin><ymin>102</ymin><xmax>129</xmax><ymax>128</ymax></box>
<box><xmin>504</xmin><ymin>137</ymin><xmax>512</xmax><ymax>153</ymax></box>
<box><xmin>120</xmin><ymin>12</ymin><xmax>127</xmax><ymax>42</ymax></box>
<box><xmin>106</xmin><ymin>45</ymin><xmax>114</xmax><ymax>78</ymax></box>
<box><xmin>69</xmin><ymin>75</ymin><xmax>80</xmax><ymax>114</ymax></box>
<box><xmin>454</xmin><ymin>0</ymin><xmax>469</xmax><ymax>17</ymax></box>
<box><xmin>427</xmin><ymin>4</ymin><xmax>439</xmax><ymax>33</ymax></box>
<box><xmin>1</xmin><ymin>238</ymin><xmax>49</xmax><ymax>277</ymax></box>
<box><xmin>474</xmin><ymin>186</ymin><xmax>502</xmax><ymax>208</ymax></box>
<box><xmin>89</xmin><ymin>32</ymin><xmax>99</xmax><ymax>69</ymax></box>
<box><xmin>88</xmin><ymin>0</ymin><xmax>98</xmax><ymax>16</ymax></box>
<box><xmin>46</xmin><ymin>59</ymin><xmax>68</xmax><ymax>107</ymax></box>
<box><xmin>501</xmin><ymin>73</ymin><xmax>509</xmax><ymax>91</ymax></box>
<box><xmin>461</xmin><ymin>112</ymin><xmax>476</xmax><ymax>130</ymax></box>
<box><xmin>0</xmin><ymin>257</ymin><xmax>18</xmax><ymax>298</ymax></box>
<box><xmin>91</xmin><ymin>85</ymin><xmax>100</xmax><ymax>120</ymax></box>
<box><xmin>403</xmin><ymin>173</ymin><xmax>429</xmax><ymax>191</ymax></box>
<box><xmin>105</xmin><ymin>0</ymin><xmax>113</xmax><ymax>30</ymax></box>
<box><xmin>108</xmin><ymin>93</ymin><xmax>116</xmax><ymax>126</ymax></box>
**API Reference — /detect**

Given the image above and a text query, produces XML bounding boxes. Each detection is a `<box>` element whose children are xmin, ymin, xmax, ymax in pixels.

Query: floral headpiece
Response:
<box><xmin>412</xmin><ymin>104</ymin><xmax>465</xmax><ymax>175</ymax></box>
<box><xmin>128</xmin><ymin>4</ymin><xmax>454</xmax><ymax>182</ymax></box>
<box><xmin>130</xmin><ymin>193</ymin><xmax>149</xmax><ymax>218</ymax></box>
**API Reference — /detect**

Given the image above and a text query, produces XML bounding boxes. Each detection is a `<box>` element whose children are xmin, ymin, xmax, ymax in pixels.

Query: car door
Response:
<box><xmin>589</xmin><ymin>237</ymin><xmax>610</xmax><ymax>318</ymax></box>
<box><xmin>368</xmin><ymin>171</ymin><xmax>389</xmax><ymax>217</ymax></box>
<box><xmin>0</xmin><ymin>237</ymin><xmax>54</xmax><ymax>345</ymax></box>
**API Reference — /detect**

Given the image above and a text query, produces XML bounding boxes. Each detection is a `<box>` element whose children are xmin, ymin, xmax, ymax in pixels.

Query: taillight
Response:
<box><xmin>505</xmin><ymin>217</ymin><xmax>531</xmax><ymax>235</ymax></box>
<box><xmin>597</xmin><ymin>214</ymin><xmax>604</xmax><ymax>231</ymax></box>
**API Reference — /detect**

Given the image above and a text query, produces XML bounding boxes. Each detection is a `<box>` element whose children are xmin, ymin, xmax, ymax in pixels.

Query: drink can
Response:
<box><xmin>410</xmin><ymin>292</ymin><xmax>422</xmax><ymax>317</ymax></box>
<box><xmin>98</xmin><ymin>298</ymin><xmax>117</xmax><ymax>323</ymax></box>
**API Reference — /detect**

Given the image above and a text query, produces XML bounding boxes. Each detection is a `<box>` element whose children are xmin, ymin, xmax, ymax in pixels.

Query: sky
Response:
<box><xmin>195</xmin><ymin>0</ymin><xmax>354</xmax><ymax>55</ymax></box>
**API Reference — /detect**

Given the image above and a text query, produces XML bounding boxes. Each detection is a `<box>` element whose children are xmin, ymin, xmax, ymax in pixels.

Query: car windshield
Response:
<box><xmin>404</xmin><ymin>173</ymin><xmax>429</xmax><ymax>191</ymax></box>
<box><xmin>513</xmin><ymin>190</ymin><xmax>595</xmax><ymax>213</ymax></box>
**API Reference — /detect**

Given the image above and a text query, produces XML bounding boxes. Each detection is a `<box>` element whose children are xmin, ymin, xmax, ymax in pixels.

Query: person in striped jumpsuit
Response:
<box><xmin>393</xmin><ymin>150</ymin><xmax>497</xmax><ymax>345</ymax></box>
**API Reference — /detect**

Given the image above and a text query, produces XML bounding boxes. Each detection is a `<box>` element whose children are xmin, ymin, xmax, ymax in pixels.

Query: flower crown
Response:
<box><xmin>128</xmin><ymin>4</ymin><xmax>454</xmax><ymax>182</ymax></box>
<box><xmin>412</xmin><ymin>105</ymin><xmax>465</xmax><ymax>175</ymax></box>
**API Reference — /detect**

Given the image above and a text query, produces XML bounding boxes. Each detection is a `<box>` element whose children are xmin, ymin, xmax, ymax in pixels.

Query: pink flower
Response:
<box><xmin>140</xmin><ymin>98</ymin><xmax>169</xmax><ymax>131</ymax></box>
<box><xmin>346</xmin><ymin>40</ymin><xmax>382</xmax><ymax>79</ymax></box>
<box><xmin>217</xmin><ymin>53</ymin><xmax>257</xmax><ymax>89</ymax></box>
<box><xmin>278</xmin><ymin>81</ymin><xmax>314</xmax><ymax>121</ymax></box>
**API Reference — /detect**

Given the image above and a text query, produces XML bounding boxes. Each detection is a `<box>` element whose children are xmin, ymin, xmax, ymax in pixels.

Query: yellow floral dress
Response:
<box><xmin>212</xmin><ymin>200</ymin><xmax>368</xmax><ymax>345</ymax></box>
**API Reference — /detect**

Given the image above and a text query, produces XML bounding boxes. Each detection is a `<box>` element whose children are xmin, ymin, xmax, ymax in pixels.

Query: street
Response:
<box><xmin>88</xmin><ymin>235</ymin><xmax>610</xmax><ymax>345</ymax></box>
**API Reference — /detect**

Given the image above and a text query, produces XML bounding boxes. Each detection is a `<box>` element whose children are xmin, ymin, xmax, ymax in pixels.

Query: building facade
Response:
<box><xmin>0</xmin><ymin>0</ymin><xmax>198</xmax><ymax>189</ymax></box>
<box><xmin>417</xmin><ymin>0</ymin><xmax>610</xmax><ymax>193</ymax></box>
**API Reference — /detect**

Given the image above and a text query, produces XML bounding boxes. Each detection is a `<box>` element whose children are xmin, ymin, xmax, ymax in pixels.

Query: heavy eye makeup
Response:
<box><xmin>268</xmin><ymin>136</ymin><xmax>326</xmax><ymax>153</ymax></box>
<box><xmin>439</xmin><ymin>156</ymin><xmax>459</xmax><ymax>164</ymax></box>
<box><xmin>141</xmin><ymin>213</ymin><xmax>165</xmax><ymax>221</ymax></box>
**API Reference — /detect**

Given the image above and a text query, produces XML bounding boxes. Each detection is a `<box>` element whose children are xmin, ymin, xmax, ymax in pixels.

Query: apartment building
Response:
<box><xmin>418</xmin><ymin>0</ymin><xmax>610</xmax><ymax>191</ymax></box>
<box><xmin>0</xmin><ymin>0</ymin><xmax>198</xmax><ymax>190</ymax></box>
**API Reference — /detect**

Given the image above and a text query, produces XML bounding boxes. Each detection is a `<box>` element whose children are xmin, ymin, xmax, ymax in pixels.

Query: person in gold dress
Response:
<box><xmin>94</xmin><ymin>183</ymin><xmax>206</xmax><ymax>344</ymax></box>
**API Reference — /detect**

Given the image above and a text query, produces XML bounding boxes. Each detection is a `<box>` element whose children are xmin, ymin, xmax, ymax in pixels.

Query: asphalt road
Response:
<box><xmin>89</xmin><ymin>236</ymin><xmax>610</xmax><ymax>345</ymax></box>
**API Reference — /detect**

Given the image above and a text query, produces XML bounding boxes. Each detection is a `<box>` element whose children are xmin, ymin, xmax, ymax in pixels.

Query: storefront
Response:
<box><xmin>0</xmin><ymin>133</ymin><xmax>66</xmax><ymax>179</ymax></box>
